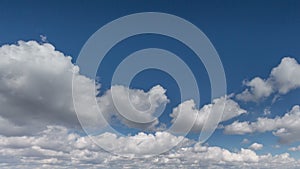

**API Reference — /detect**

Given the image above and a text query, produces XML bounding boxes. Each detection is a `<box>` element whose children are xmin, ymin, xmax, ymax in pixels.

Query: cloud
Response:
<box><xmin>236</xmin><ymin>57</ymin><xmax>300</xmax><ymax>102</ymax></box>
<box><xmin>0</xmin><ymin>125</ymin><xmax>299</xmax><ymax>168</ymax></box>
<box><xmin>89</xmin><ymin>131</ymin><xmax>188</xmax><ymax>157</ymax></box>
<box><xmin>224</xmin><ymin>105</ymin><xmax>300</xmax><ymax>143</ymax></box>
<box><xmin>0</xmin><ymin>41</ymin><xmax>170</xmax><ymax>135</ymax></box>
<box><xmin>249</xmin><ymin>143</ymin><xmax>263</xmax><ymax>150</ymax></box>
<box><xmin>98</xmin><ymin>85</ymin><xmax>169</xmax><ymax>130</ymax></box>
<box><xmin>39</xmin><ymin>35</ymin><xmax>47</xmax><ymax>42</ymax></box>
<box><xmin>241</xmin><ymin>138</ymin><xmax>250</xmax><ymax>144</ymax></box>
<box><xmin>264</xmin><ymin>107</ymin><xmax>271</xmax><ymax>116</ymax></box>
<box><xmin>271</xmin><ymin>57</ymin><xmax>300</xmax><ymax>94</ymax></box>
<box><xmin>236</xmin><ymin>77</ymin><xmax>273</xmax><ymax>102</ymax></box>
<box><xmin>289</xmin><ymin>146</ymin><xmax>300</xmax><ymax>152</ymax></box>
<box><xmin>0</xmin><ymin>41</ymin><xmax>107</xmax><ymax>136</ymax></box>
<box><xmin>2</xmin><ymin>40</ymin><xmax>300</xmax><ymax>168</ymax></box>
<box><xmin>170</xmin><ymin>96</ymin><xmax>246</xmax><ymax>132</ymax></box>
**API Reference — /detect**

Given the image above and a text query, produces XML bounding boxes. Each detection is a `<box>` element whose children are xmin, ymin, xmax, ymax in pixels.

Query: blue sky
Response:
<box><xmin>1</xmin><ymin>0</ymin><xmax>300</xmax><ymax>168</ymax></box>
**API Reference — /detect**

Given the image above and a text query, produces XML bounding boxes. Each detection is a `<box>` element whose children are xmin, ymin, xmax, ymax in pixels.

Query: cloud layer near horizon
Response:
<box><xmin>0</xmin><ymin>125</ymin><xmax>299</xmax><ymax>169</ymax></box>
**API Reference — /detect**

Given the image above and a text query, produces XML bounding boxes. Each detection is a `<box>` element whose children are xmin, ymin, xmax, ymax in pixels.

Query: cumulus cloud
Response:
<box><xmin>225</xmin><ymin>105</ymin><xmax>300</xmax><ymax>143</ymax></box>
<box><xmin>0</xmin><ymin>41</ymin><xmax>106</xmax><ymax>136</ymax></box>
<box><xmin>271</xmin><ymin>57</ymin><xmax>300</xmax><ymax>94</ymax></box>
<box><xmin>236</xmin><ymin>57</ymin><xmax>300</xmax><ymax>102</ymax></box>
<box><xmin>249</xmin><ymin>143</ymin><xmax>263</xmax><ymax>150</ymax></box>
<box><xmin>170</xmin><ymin>96</ymin><xmax>246</xmax><ymax>132</ymax></box>
<box><xmin>98</xmin><ymin>85</ymin><xmax>169</xmax><ymax>130</ymax></box>
<box><xmin>91</xmin><ymin>131</ymin><xmax>188</xmax><ymax>157</ymax></box>
<box><xmin>2</xmin><ymin>40</ymin><xmax>300</xmax><ymax>168</ymax></box>
<box><xmin>0</xmin><ymin>125</ymin><xmax>299</xmax><ymax>169</ymax></box>
<box><xmin>236</xmin><ymin>77</ymin><xmax>273</xmax><ymax>102</ymax></box>
<box><xmin>0</xmin><ymin>41</ymin><xmax>170</xmax><ymax>135</ymax></box>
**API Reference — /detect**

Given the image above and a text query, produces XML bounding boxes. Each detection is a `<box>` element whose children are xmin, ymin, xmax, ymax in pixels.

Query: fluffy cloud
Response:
<box><xmin>249</xmin><ymin>143</ymin><xmax>263</xmax><ymax>150</ymax></box>
<box><xmin>236</xmin><ymin>57</ymin><xmax>300</xmax><ymax>102</ymax></box>
<box><xmin>225</xmin><ymin>105</ymin><xmax>300</xmax><ymax>143</ymax></box>
<box><xmin>2</xmin><ymin>40</ymin><xmax>300</xmax><ymax>168</ymax></box>
<box><xmin>0</xmin><ymin>125</ymin><xmax>299</xmax><ymax>169</ymax></box>
<box><xmin>170</xmin><ymin>96</ymin><xmax>246</xmax><ymax>132</ymax></box>
<box><xmin>271</xmin><ymin>57</ymin><xmax>300</xmax><ymax>94</ymax></box>
<box><xmin>0</xmin><ymin>41</ymin><xmax>105</xmax><ymax>136</ymax></box>
<box><xmin>289</xmin><ymin>146</ymin><xmax>300</xmax><ymax>152</ymax></box>
<box><xmin>98</xmin><ymin>85</ymin><xmax>169</xmax><ymax>130</ymax></box>
<box><xmin>0</xmin><ymin>41</ymin><xmax>170</xmax><ymax>135</ymax></box>
<box><xmin>236</xmin><ymin>77</ymin><xmax>273</xmax><ymax>102</ymax></box>
<box><xmin>90</xmin><ymin>131</ymin><xmax>188</xmax><ymax>157</ymax></box>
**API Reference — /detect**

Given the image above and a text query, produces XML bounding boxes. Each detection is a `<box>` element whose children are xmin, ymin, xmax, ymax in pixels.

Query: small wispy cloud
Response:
<box><xmin>40</xmin><ymin>34</ymin><xmax>47</xmax><ymax>42</ymax></box>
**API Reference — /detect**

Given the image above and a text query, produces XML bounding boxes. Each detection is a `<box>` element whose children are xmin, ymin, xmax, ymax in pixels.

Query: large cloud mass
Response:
<box><xmin>0</xmin><ymin>41</ymin><xmax>169</xmax><ymax>136</ymax></box>
<box><xmin>0</xmin><ymin>125</ymin><xmax>299</xmax><ymax>169</ymax></box>
<box><xmin>0</xmin><ymin>41</ymin><xmax>103</xmax><ymax>135</ymax></box>
<box><xmin>1</xmin><ymin>41</ymin><xmax>300</xmax><ymax>168</ymax></box>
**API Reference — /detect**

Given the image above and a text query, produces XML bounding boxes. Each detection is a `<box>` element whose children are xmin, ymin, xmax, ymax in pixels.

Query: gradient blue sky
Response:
<box><xmin>1</xmin><ymin>0</ymin><xmax>300</xmax><ymax>159</ymax></box>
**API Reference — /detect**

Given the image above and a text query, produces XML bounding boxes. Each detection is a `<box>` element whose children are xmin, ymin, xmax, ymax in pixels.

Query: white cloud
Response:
<box><xmin>289</xmin><ymin>146</ymin><xmax>300</xmax><ymax>152</ymax></box>
<box><xmin>249</xmin><ymin>143</ymin><xmax>263</xmax><ymax>150</ymax></box>
<box><xmin>270</xmin><ymin>57</ymin><xmax>300</xmax><ymax>94</ymax></box>
<box><xmin>0</xmin><ymin>125</ymin><xmax>299</xmax><ymax>168</ymax></box>
<box><xmin>236</xmin><ymin>57</ymin><xmax>300</xmax><ymax>102</ymax></box>
<box><xmin>40</xmin><ymin>35</ymin><xmax>47</xmax><ymax>42</ymax></box>
<box><xmin>273</xmin><ymin>145</ymin><xmax>281</xmax><ymax>149</ymax></box>
<box><xmin>264</xmin><ymin>107</ymin><xmax>271</xmax><ymax>116</ymax></box>
<box><xmin>224</xmin><ymin>121</ymin><xmax>254</xmax><ymax>135</ymax></box>
<box><xmin>183</xmin><ymin>142</ymin><xmax>259</xmax><ymax>163</ymax></box>
<box><xmin>241</xmin><ymin>138</ymin><xmax>250</xmax><ymax>144</ymax></box>
<box><xmin>98</xmin><ymin>85</ymin><xmax>169</xmax><ymax>130</ymax></box>
<box><xmin>225</xmin><ymin>105</ymin><xmax>300</xmax><ymax>143</ymax></box>
<box><xmin>236</xmin><ymin>77</ymin><xmax>273</xmax><ymax>102</ymax></box>
<box><xmin>90</xmin><ymin>131</ymin><xmax>188</xmax><ymax>157</ymax></box>
<box><xmin>0</xmin><ymin>41</ymin><xmax>170</xmax><ymax>135</ymax></box>
<box><xmin>170</xmin><ymin>96</ymin><xmax>246</xmax><ymax>132</ymax></box>
<box><xmin>2</xmin><ymin>40</ymin><xmax>300</xmax><ymax>168</ymax></box>
<box><xmin>0</xmin><ymin>41</ymin><xmax>106</xmax><ymax>136</ymax></box>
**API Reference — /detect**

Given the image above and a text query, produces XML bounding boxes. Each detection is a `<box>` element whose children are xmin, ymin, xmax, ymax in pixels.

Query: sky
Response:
<box><xmin>0</xmin><ymin>0</ymin><xmax>300</xmax><ymax>168</ymax></box>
